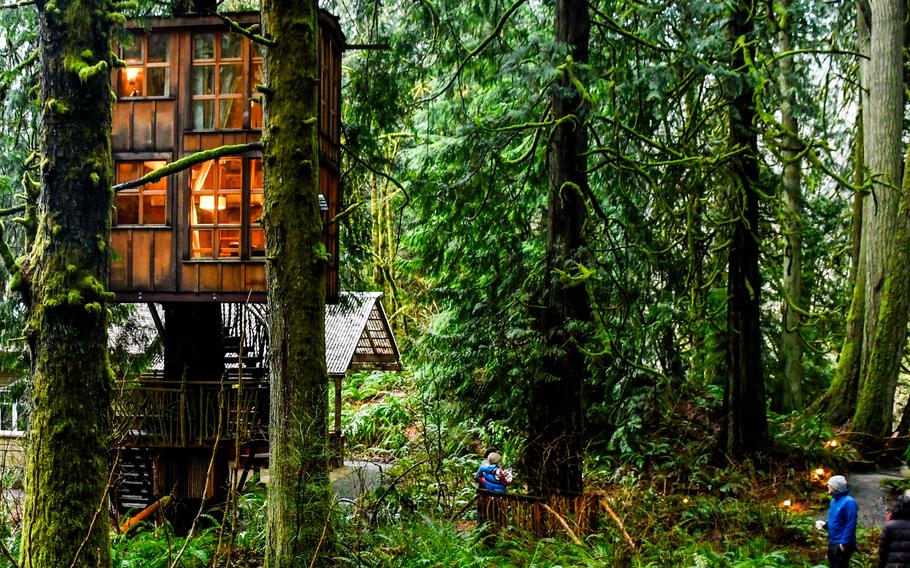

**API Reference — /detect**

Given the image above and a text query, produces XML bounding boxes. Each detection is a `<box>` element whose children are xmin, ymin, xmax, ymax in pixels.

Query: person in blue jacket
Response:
<box><xmin>822</xmin><ymin>474</ymin><xmax>858</xmax><ymax>568</ymax></box>
<box><xmin>474</xmin><ymin>451</ymin><xmax>510</xmax><ymax>493</ymax></box>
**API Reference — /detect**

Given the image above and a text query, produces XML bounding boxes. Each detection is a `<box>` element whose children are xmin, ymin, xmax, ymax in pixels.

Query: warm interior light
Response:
<box><xmin>125</xmin><ymin>67</ymin><xmax>141</xmax><ymax>83</ymax></box>
<box><xmin>199</xmin><ymin>195</ymin><xmax>226</xmax><ymax>211</ymax></box>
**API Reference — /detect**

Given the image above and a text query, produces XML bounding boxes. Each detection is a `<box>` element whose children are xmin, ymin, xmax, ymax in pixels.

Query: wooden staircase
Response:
<box><xmin>113</xmin><ymin>447</ymin><xmax>155</xmax><ymax>512</ymax></box>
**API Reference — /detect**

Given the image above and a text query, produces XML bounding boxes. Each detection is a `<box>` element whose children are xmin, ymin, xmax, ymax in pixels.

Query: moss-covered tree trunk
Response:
<box><xmin>721</xmin><ymin>0</ymin><xmax>768</xmax><ymax>458</ymax></box>
<box><xmin>776</xmin><ymin>0</ymin><xmax>804</xmax><ymax>412</ymax></box>
<box><xmin>526</xmin><ymin>0</ymin><xmax>590</xmax><ymax>496</ymax></box>
<box><xmin>816</xmin><ymin>1</ymin><xmax>869</xmax><ymax>424</ymax></box>
<box><xmin>19</xmin><ymin>0</ymin><xmax>114</xmax><ymax>566</ymax></box>
<box><xmin>261</xmin><ymin>0</ymin><xmax>331</xmax><ymax>565</ymax></box>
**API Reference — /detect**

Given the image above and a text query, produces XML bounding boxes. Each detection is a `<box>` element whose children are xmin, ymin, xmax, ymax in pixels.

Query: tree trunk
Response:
<box><xmin>20</xmin><ymin>0</ymin><xmax>114</xmax><ymax>566</ymax></box>
<box><xmin>721</xmin><ymin>0</ymin><xmax>768</xmax><ymax>458</ymax></box>
<box><xmin>261</xmin><ymin>1</ymin><xmax>332</xmax><ymax>565</ymax></box>
<box><xmin>850</xmin><ymin>0</ymin><xmax>906</xmax><ymax>435</ymax></box>
<box><xmin>777</xmin><ymin>0</ymin><xmax>804</xmax><ymax>412</ymax></box>
<box><xmin>525</xmin><ymin>0</ymin><xmax>590</xmax><ymax>496</ymax></box>
<box><xmin>817</xmin><ymin>0</ymin><xmax>869</xmax><ymax>424</ymax></box>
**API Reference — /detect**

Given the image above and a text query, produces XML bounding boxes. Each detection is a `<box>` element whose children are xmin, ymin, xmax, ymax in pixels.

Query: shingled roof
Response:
<box><xmin>325</xmin><ymin>292</ymin><xmax>400</xmax><ymax>376</ymax></box>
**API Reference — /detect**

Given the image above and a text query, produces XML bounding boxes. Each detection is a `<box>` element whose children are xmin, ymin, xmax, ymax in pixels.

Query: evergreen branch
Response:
<box><xmin>329</xmin><ymin>199</ymin><xmax>365</xmax><ymax>225</ymax></box>
<box><xmin>208</xmin><ymin>12</ymin><xmax>275</xmax><ymax>48</ymax></box>
<box><xmin>0</xmin><ymin>222</ymin><xmax>16</xmax><ymax>275</ymax></box>
<box><xmin>415</xmin><ymin>0</ymin><xmax>528</xmax><ymax>105</ymax></box>
<box><xmin>113</xmin><ymin>142</ymin><xmax>261</xmax><ymax>191</ymax></box>
<box><xmin>0</xmin><ymin>205</ymin><xmax>24</xmax><ymax>217</ymax></box>
<box><xmin>770</xmin><ymin>48</ymin><xmax>868</xmax><ymax>63</ymax></box>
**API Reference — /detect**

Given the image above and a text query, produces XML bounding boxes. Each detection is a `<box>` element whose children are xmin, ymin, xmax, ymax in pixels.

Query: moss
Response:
<box><xmin>80</xmin><ymin>49</ymin><xmax>93</xmax><ymax>59</ymax></box>
<box><xmin>77</xmin><ymin>60</ymin><xmax>107</xmax><ymax>83</ymax></box>
<box><xmin>44</xmin><ymin>98</ymin><xmax>70</xmax><ymax>115</ymax></box>
<box><xmin>90</xmin><ymin>172</ymin><xmax>100</xmax><ymax>187</ymax></box>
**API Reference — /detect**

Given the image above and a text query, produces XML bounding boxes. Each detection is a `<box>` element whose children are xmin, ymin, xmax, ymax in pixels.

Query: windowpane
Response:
<box><xmin>219</xmin><ymin>159</ymin><xmax>242</xmax><ymax>189</ymax></box>
<box><xmin>146</xmin><ymin>67</ymin><xmax>169</xmax><ymax>97</ymax></box>
<box><xmin>142</xmin><ymin>193</ymin><xmax>166</xmax><ymax>224</ymax></box>
<box><xmin>219</xmin><ymin>193</ymin><xmax>242</xmax><ymax>224</ymax></box>
<box><xmin>219</xmin><ymin>64</ymin><xmax>241</xmax><ymax>95</ymax></box>
<box><xmin>121</xmin><ymin>37</ymin><xmax>142</xmax><ymax>63</ymax></box>
<box><xmin>192</xmin><ymin>100</ymin><xmax>215</xmax><ymax>130</ymax></box>
<box><xmin>192</xmin><ymin>194</ymin><xmax>216</xmax><ymax>224</ymax></box>
<box><xmin>191</xmin><ymin>230</ymin><xmax>213</xmax><ymax>258</ymax></box>
<box><xmin>148</xmin><ymin>35</ymin><xmax>169</xmax><ymax>63</ymax></box>
<box><xmin>250</xmin><ymin>228</ymin><xmax>265</xmax><ymax>258</ymax></box>
<box><xmin>249</xmin><ymin>193</ymin><xmax>263</xmax><ymax>224</ymax></box>
<box><xmin>142</xmin><ymin>161</ymin><xmax>167</xmax><ymax>190</ymax></box>
<box><xmin>221</xmin><ymin>34</ymin><xmax>242</xmax><ymax>59</ymax></box>
<box><xmin>120</xmin><ymin>67</ymin><xmax>144</xmax><ymax>97</ymax></box>
<box><xmin>192</xmin><ymin>65</ymin><xmax>215</xmax><ymax>95</ymax></box>
<box><xmin>218</xmin><ymin>229</ymin><xmax>241</xmax><ymax>258</ymax></box>
<box><xmin>190</xmin><ymin>162</ymin><xmax>217</xmax><ymax>191</ymax></box>
<box><xmin>115</xmin><ymin>193</ymin><xmax>139</xmax><ymax>225</ymax></box>
<box><xmin>194</xmin><ymin>33</ymin><xmax>215</xmax><ymax>60</ymax></box>
<box><xmin>250</xmin><ymin>99</ymin><xmax>262</xmax><ymax>129</ymax></box>
<box><xmin>117</xmin><ymin>162</ymin><xmax>141</xmax><ymax>184</ymax></box>
<box><xmin>251</xmin><ymin>159</ymin><xmax>262</xmax><ymax>189</ymax></box>
<box><xmin>219</xmin><ymin>99</ymin><xmax>242</xmax><ymax>129</ymax></box>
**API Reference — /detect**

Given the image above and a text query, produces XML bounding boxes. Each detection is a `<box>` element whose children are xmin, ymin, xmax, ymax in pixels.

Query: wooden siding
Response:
<box><xmin>110</xmin><ymin>11</ymin><xmax>344</xmax><ymax>303</ymax></box>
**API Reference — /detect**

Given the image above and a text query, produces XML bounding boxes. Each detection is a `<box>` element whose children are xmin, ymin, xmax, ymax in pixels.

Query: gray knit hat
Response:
<box><xmin>488</xmin><ymin>452</ymin><xmax>501</xmax><ymax>465</ymax></box>
<box><xmin>827</xmin><ymin>475</ymin><xmax>848</xmax><ymax>492</ymax></box>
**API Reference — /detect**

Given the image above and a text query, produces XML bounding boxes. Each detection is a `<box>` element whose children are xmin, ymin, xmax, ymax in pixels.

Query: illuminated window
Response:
<box><xmin>190</xmin><ymin>158</ymin><xmax>250</xmax><ymax>258</ymax></box>
<box><xmin>250</xmin><ymin>159</ymin><xmax>264</xmax><ymax>257</ymax></box>
<box><xmin>250</xmin><ymin>43</ymin><xmax>263</xmax><ymax>129</ymax></box>
<box><xmin>114</xmin><ymin>161</ymin><xmax>168</xmax><ymax>225</ymax></box>
<box><xmin>192</xmin><ymin>33</ymin><xmax>244</xmax><ymax>129</ymax></box>
<box><xmin>119</xmin><ymin>34</ymin><xmax>171</xmax><ymax>98</ymax></box>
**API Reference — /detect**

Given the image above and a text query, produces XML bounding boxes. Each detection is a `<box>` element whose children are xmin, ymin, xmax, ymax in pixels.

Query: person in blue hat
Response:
<box><xmin>819</xmin><ymin>474</ymin><xmax>857</xmax><ymax>568</ymax></box>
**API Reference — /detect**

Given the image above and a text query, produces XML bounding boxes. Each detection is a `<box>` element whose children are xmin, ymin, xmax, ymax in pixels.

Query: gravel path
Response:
<box><xmin>816</xmin><ymin>469</ymin><xmax>903</xmax><ymax>528</ymax></box>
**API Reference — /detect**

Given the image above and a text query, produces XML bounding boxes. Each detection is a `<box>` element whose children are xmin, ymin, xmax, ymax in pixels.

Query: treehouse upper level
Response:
<box><xmin>109</xmin><ymin>10</ymin><xmax>343</xmax><ymax>303</ymax></box>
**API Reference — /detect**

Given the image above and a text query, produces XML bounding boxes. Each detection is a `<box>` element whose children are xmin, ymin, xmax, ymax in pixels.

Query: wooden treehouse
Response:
<box><xmin>105</xmin><ymin>10</ymin><xmax>401</xmax><ymax>518</ymax></box>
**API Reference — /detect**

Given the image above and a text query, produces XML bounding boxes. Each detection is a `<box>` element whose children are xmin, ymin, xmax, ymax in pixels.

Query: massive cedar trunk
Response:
<box><xmin>721</xmin><ymin>0</ymin><xmax>768</xmax><ymax>458</ymax></box>
<box><xmin>526</xmin><ymin>0</ymin><xmax>590</xmax><ymax>496</ymax></box>
<box><xmin>262</xmin><ymin>0</ymin><xmax>331</xmax><ymax>565</ymax></box>
<box><xmin>776</xmin><ymin>0</ymin><xmax>804</xmax><ymax>412</ymax></box>
<box><xmin>849</xmin><ymin>0</ymin><xmax>907</xmax><ymax>436</ymax></box>
<box><xmin>19</xmin><ymin>0</ymin><xmax>114</xmax><ymax>566</ymax></box>
<box><xmin>817</xmin><ymin>0</ymin><xmax>869</xmax><ymax>424</ymax></box>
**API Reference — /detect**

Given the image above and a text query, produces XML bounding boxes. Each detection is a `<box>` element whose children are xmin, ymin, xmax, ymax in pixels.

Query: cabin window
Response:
<box><xmin>250</xmin><ymin>43</ymin><xmax>264</xmax><ymax>129</ymax></box>
<box><xmin>191</xmin><ymin>32</ymin><xmax>244</xmax><ymax>130</ymax></box>
<box><xmin>119</xmin><ymin>34</ymin><xmax>171</xmax><ymax>98</ymax></box>
<box><xmin>114</xmin><ymin>161</ymin><xmax>168</xmax><ymax>225</ymax></box>
<box><xmin>190</xmin><ymin>158</ymin><xmax>264</xmax><ymax>258</ymax></box>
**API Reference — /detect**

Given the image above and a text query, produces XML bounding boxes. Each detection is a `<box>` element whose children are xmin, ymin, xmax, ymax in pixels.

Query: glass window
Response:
<box><xmin>191</xmin><ymin>32</ymin><xmax>253</xmax><ymax>129</ymax></box>
<box><xmin>190</xmin><ymin>158</ymin><xmax>264</xmax><ymax>259</ymax></box>
<box><xmin>114</xmin><ymin>160</ymin><xmax>168</xmax><ymax>226</ymax></box>
<box><xmin>118</xmin><ymin>33</ymin><xmax>170</xmax><ymax>98</ymax></box>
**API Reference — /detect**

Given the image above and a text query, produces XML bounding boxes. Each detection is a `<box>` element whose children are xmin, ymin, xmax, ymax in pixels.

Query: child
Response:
<box><xmin>474</xmin><ymin>451</ymin><xmax>511</xmax><ymax>493</ymax></box>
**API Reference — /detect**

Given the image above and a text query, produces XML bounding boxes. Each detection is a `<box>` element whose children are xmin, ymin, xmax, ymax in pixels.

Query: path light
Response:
<box><xmin>824</xmin><ymin>439</ymin><xmax>839</xmax><ymax>448</ymax></box>
<box><xmin>782</xmin><ymin>499</ymin><xmax>792</xmax><ymax>508</ymax></box>
<box><xmin>682</xmin><ymin>497</ymin><xmax>689</xmax><ymax>504</ymax></box>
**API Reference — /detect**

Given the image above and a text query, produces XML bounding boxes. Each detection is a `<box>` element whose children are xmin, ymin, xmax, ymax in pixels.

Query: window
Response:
<box><xmin>250</xmin><ymin>159</ymin><xmax>264</xmax><ymax>257</ymax></box>
<box><xmin>119</xmin><ymin>34</ymin><xmax>171</xmax><ymax>98</ymax></box>
<box><xmin>190</xmin><ymin>158</ymin><xmax>257</xmax><ymax>258</ymax></box>
<box><xmin>114</xmin><ymin>161</ymin><xmax>168</xmax><ymax>225</ymax></box>
<box><xmin>250</xmin><ymin>43</ymin><xmax>263</xmax><ymax>129</ymax></box>
<box><xmin>192</xmin><ymin>33</ymin><xmax>244</xmax><ymax>129</ymax></box>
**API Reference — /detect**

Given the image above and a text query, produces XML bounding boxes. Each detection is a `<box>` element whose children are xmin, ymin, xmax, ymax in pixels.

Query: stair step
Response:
<box><xmin>224</xmin><ymin>355</ymin><xmax>262</xmax><ymax>366</ymax></box>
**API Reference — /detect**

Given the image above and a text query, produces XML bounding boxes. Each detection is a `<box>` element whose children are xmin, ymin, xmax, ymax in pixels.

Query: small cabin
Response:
<box><xmin>109</xmin><ymin>10</ymin><xmax>343</xmax><ymax>304</ymax></box>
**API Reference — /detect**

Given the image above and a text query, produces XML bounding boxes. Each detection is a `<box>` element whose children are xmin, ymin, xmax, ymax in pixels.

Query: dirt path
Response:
<box><xmin>816</xmin><ymin>469</ymin><xmax>903</xmax><ymax>528</ymax></box>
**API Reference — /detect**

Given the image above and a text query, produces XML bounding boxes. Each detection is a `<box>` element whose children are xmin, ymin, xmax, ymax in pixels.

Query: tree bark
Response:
<box><xmin>19</xmin><ymin>0</ymin><xmax>114</xmax><ymax>566</ymax></box>
<box><xmin>817</xmin><ymin>0</ymin><xmax>869</xmax><ymax>424</ymax></box>
<box><xmin>721</xmin><ymin>0</ymin><xmax>768</xmax><ymax>459</ymax></box>
<box><xmin>262</xmin><ymin>1</ymin><xmax>332</xmax><ymax>565</ymax></box>
<box><xmin>776</xmin><ymin>0</ymin><xmax>804</xmax><ymax>412</ymax></box>
<box><xmin>525</xmin><ymin>0</ymin><xmax>590</xmax><ymax>496</ymax></box>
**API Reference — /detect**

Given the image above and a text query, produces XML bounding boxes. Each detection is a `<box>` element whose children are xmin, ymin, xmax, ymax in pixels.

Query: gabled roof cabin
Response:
<box><xmin>110</xmin><ymin>10</ymin><xmax>344</xmax><ymax>304</ymax></box>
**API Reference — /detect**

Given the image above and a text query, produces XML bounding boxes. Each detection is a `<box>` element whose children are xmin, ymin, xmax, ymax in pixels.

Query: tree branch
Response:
<box><xmin>113</xmin><ymin>142</ymin><xmax>261</xmax><ymax>191</ymax></box>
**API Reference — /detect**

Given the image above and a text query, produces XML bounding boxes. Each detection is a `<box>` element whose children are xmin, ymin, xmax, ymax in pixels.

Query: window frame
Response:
<box><xmin>188</xmin><ymin>157</ymin><xmax>264</xmax><ymax>260</ymax></box>
<box><xmin>117</xmin><ymin>32</ymin><xmax>173</xmax><ymax>99</ymax></box>
<box><xmin>189</xmin><ymin>31</ymin><xmax>252</xmax><ymax>131</ymax></box>
<box><xmin>113</xmin><ymin>159</ymin><xmax>171</xmax><ymax>227</ymax></box>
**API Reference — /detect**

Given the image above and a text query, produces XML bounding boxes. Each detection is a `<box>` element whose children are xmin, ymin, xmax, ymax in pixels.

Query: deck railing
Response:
<box><xmin>112</xmin><ymin>376</ymin><xmax>269</xmax><ymax>447</ymax></box>
<box><xmin>476</xmin><ymin>489</ymin><xmax>600</xmax><ymax>538</ymax></box>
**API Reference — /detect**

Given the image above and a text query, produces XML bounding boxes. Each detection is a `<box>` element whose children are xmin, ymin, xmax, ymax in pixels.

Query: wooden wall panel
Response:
<box><xmin>132</xmin><ymin>102</ymin><xmax>155</xmax><ymax>151</ymax></box>
<box><xmin>244</xmin><ymin>264</ymin><xmax>265</xmax><ymax>291</ymax></box>
<box><xmin>221</xmin><ymin>265</ymin><xmax>242</xmax><ymax>291</ymax></box>
<box><xmin>153</xmin><ymin>230</ymin><xmax>175</xmax><ymax>290</ymax></box>
<box><xmin>200</xmin><ymin>133</ymin><xmax>223</xmax><ymax>151</ymax></box>
<box><xmin>112</xmin><ymin>104</ymin><xmax>131</xmax><ymax>151</ymax></box>
<box><xmin>110</xmin><ymin>231</ymin><xmax>129</xmax><ymax>289</ymax></box>
<box><xmin>130</xmin><ymin>230</ymin><xmax>153</xmax><ymax>289</ymax></box>
<box><xmin>155</xmin><ymin>100</ymin><xmax>176</xmax><ymax>150</ymax></box>
<box><xmin>197</xmin><ymin>264</ymin><xmax>220</xmax><ymax>292</ymax></box>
